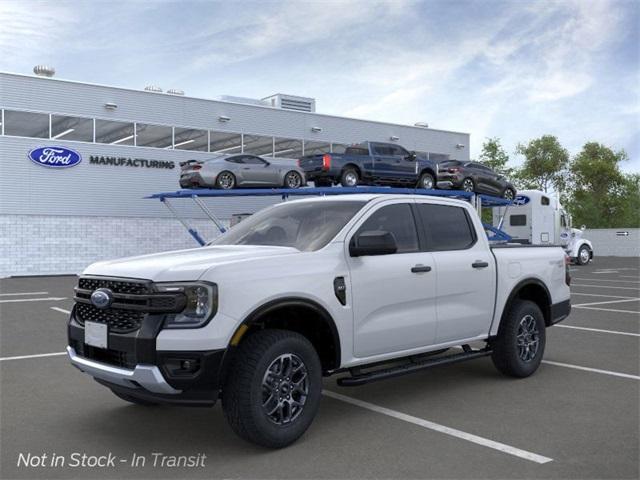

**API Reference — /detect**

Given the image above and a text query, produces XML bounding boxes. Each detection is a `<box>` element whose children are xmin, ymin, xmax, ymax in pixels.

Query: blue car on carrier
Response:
<box><xmin>298</xmin><ymin>141</ymin><xmax>441</xmax><ymax>189</ymax></box>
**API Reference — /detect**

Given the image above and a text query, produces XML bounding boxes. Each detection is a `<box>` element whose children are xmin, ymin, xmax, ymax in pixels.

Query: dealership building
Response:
<box><xmin>0</xmin><ymin>69</ymin><xmax>470</xmax><ymax>277</ymax></box>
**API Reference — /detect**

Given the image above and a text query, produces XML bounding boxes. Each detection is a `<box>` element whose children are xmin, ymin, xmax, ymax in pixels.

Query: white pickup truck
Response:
<box><xmin>67</xmin><ymin>193</ymin><xmax>571</xmax><ymax>448</ymax></box>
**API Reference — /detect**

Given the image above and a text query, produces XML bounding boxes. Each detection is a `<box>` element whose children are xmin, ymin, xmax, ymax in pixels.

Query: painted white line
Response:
<box><xmin>571</xmin><ymin>292</ymin><xmax>638</xmax><ymax>299</ymax></box>
<box><xmin>555</xmin><ymin>324</ymin><xmax>640</xmax><ymax>337</ymax></box>
<box><xmin>573</xmin><ymin>278</ymin><xmax>640</xmax><ymax>284</ymax></box>
<box><xmin>542</xmin><ymin>361</ymin><xmax>640</xmax><ymax>380</ymax></box>
<box><xmin>621</xmin><ymin>275</ymin><xmax>640</xmax><ymax>279</ymax></box>
<box><xmin>573</xmin><ymin>298</ymin><xmax>640</xmax><ymax>307</ymax></box>
<box><xmin>51</xmin><ymin>307</ymin><xmax>71</xmax><ymax>315</ymax></box>
<box><xmin>0</xmin><ymin>291</ymin><xmax>49</xmax><ymax>296</ymax></box>
<box><xmin>0</xmin><ymin>352</ymin><xmax>67</xmax><ymax>362</ymax></box>
<box><xmin>0</xmin><ymin>297</ymin><xmax>67</xmax><ymax>304</ymax></box>
<box><xmin>593</xmin><ymin>271</ymin><xmax>619</xmax><ymax>274</ymax></box>
<box><xmin>571</xmin><ymin>284</ymin><xmax>640</xmax><ymax>291</ymax></box>
<box><xmin>322</xmin><ymin>389</ymin><xmax>553</xmax><ymax>464</ymax></box>
<box><xmin>573</xmin><ymin>306</ymin><xmax>640</xmax><ymax>315</ymax></box>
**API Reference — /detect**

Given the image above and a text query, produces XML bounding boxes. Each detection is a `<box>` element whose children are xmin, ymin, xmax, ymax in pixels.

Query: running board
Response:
<box><xmin>337</xmin><ymin>347</ymin><xmax>492</xmax><ymax>387</ymax></box>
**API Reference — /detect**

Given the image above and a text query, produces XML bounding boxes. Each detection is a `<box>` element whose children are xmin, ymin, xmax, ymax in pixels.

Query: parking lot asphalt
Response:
<box><xmin>1</xmin><ymin>256</ymin><xmax>638</xmax><ymax>479</ymax></box>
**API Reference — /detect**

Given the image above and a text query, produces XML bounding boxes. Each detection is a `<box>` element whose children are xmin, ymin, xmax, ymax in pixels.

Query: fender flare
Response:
<box><xmin>497</xmin><ymin>278</ymin><xmax>552</xmax><ymax>330</ymax></box>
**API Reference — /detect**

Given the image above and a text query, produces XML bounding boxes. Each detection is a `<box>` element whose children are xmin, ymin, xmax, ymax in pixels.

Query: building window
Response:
<box><xmin>173</xmin><ymin>127</ymin><xmax>208</xmax><ymax>151</ymax></box>
<box><xmin>210</xmin><ymin>131</ymin><xmax>243</xmax><ymax>154</ymax></box>
<box><xmin>303</xmin><ymin>141</ymin><xmax>331</xmax><ymax>155</ymax></box>
<box><xmin>51</xmin><ymin>114</ymin><xmax>93</xmax><ymax>142</ymax></box>
<box><xmin>3</xmin><ymin>110</ymin><xmax>49</xmax><ymax>138</ymax></box>
<box><xmin>95</xmin><ymin>119</ymin><xmax>135</xmax><ymax>145</ymax></box>
<box><xmin>135</xmin><ymin>123</ymin><xmax>173</xmax><ymax>148</ymax></box>
<box><xmin>273</xmin><ymin>137</ymin><xmax>303</xmax><ymax>159</ymax></box>
<box><xmin>244</xmin><ymin>134</ymin><xmax>274</xmax><ymax>156</ymax></box>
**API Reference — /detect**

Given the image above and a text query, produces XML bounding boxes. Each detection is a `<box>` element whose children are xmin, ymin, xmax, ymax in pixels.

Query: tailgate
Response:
<box><xmin>298</xmin><ymin>154</ymin><xmax>326</xmax><ymax>172</ymax></box>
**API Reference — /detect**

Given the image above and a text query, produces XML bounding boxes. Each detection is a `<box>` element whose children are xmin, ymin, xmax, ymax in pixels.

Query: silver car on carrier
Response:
<box><xmin>179</xmin><ymin>154</ymin><xmax>306</xmax><ymax>189</ymax></box>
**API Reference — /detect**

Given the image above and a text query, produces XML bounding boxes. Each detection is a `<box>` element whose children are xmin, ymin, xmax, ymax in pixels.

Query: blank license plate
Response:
<box><xmin>85</xmin><ymin>321</ymin><xmax>108</xmax><ymax>349</ymax></box>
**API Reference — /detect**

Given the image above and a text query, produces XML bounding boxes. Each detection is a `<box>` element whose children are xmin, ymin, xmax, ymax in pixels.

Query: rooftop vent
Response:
<box><xmin>414</xmin><ymin>122</ymin><xmax>429</xmax><ymax>128</ymax></box>
<box><xmin>33</xmin><ymin>65</ymin><xmax>55</xmax><ymax>77</ymax></box>
<box><xmin>262</xmin><ymin>94</ymin><xmax>316</xmax><ymax>113</ymax></box>
<box><xmin>167</xmin><ymin>89</ymin><xmax>184</xmax><ymax>96</ymax></box>
<box><xmin>144</xmin><ymin>85</ymin><xmax>163</xmax><ymax>93</ymax></box>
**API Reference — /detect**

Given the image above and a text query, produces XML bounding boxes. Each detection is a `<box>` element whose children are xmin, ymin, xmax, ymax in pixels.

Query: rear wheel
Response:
<box><xmin>491</xmin><ymin>300</ymin><xmax>546</xmax><ymax>378</ymax></box>
<box><xmin>111</xmin><ymin>390</ymin><xmax>158</xmax><ymax>406</ymax></box>
<box><xmin>462</xmin><ymin>177</ymin><xmax>475</xmax><ymax>192</ymax></box>
<box><xmin>216</xmin><ymin>171</ymin><xmax>236</xmax><ymax>189</ymax></box>
<box><xmin>577</xmin><ymin>245</ymin><xmax>591</xmax><ymax>265</ymax></box>
<box><xmin>284</xmin><ymin>171</ymin><xmax>303</xmax><ymax>189</ymax></box>
<box><xmin>417</xmin><ymin>172</ymin><xmax>435</xmax><ymax>189</ymax></box>
<box><xmin>340</xmin><ymin>168</ymin><xmax>359</xmax><ymax>187</ymax></box>
<box><xmin>503</xmin><ymin>188</ymin><xmax>516</xmax><ymax>200</ymax></box>
<box><xmin>222</xmin><ymin>329</ymin><xmax>322</xmax><ymax>448</ymax></box>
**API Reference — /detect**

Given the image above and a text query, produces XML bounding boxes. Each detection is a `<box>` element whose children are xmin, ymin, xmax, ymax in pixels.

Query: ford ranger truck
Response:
<box><xmin>67</xmin><ymin>194</ymin><xmax>571</xmax><ymax>448</ymax></box>
<box><xmin>298</xmin><ymin>141</ymin><xmax>440</xmax><ymax>189</ymax></box>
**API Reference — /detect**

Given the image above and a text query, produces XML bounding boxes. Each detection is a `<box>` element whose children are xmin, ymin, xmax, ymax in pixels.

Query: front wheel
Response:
<box><xmin>576</xmin><ymin>245</ymin><xmax>591</xmax><ymax>265</ymax></box>
<box><xmin>222</xmin><ymin>329</ymin><xmax>322</xmax><ymax>448</ymax></box>
<box><xmin>417</xmin><ymin>172</ymin><xmax>435</xmax><ymax>189</ymax></box>
<box><xmin>491</xmin><ymin>300</ymin><xmax>546</xmax><ymax>378</ymax></box>
<box><xmin>284</xmin><ymin>171</ymin><xmax>303</xmax><ymax>189</ymax></box>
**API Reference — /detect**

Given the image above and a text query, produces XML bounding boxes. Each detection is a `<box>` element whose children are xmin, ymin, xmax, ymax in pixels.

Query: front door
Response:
<box><xmin>347</xmin><ymin>202</ymin><xmax>438</xmax><ymax>357</ymax></box>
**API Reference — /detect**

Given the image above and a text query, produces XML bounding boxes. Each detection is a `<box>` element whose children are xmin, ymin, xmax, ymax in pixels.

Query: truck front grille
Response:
<box><xmin>70</xmin><ymin>339</ymin><xmax>136</xmax><ymax>369</ymax></box>
<box><xmin>75</xmin><ymin>303</ymin><xmax>144</xmax><ymax>333</ymax></box>
<box><xmin>78</xmin><ymin>277</ymin><xmax>151</xmax><ymax>295</ymax></box>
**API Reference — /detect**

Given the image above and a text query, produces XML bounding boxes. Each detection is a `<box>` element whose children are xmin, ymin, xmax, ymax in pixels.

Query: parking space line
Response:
<box><xmin>0</xmin><ymin>291</ymin><xmax>49</xmax><ymax>296</ymax></box>
<box><xmin>0</xmin><ymin>297</ymin><xmax>67</xmax><ymax>304</ymax></box>
<box><xmin>571</xmin><ymin>284</ymin><xmax>640</xmax><ymax>291</ymax></box>
<box><xmin>573</xmin><ymin>306</ymin><xmax>640</xmax><ymax>314</ymax></box>
<box><xmin>573</xmin><ymin>298</ymin><xmax>640</xmax><ymax>307</ymax></box>
<box><xmin>573</xmin><ymin>278</ymin><xmax>640</xmax><ymax>284</ymax></box>
<box><xmin>542</xmin><ymin>361</ymin><xmax>640</xmax><ymax>380</ymax></box>
<box><xmin>555</xmin><ymin>325</ymin><xmax>640</xmax><ymax>337</ymax></box>
<box><xmin>571</xmin><ymin>292</ymin><xmax>638</xmax><ymax>299</ymax></box>
<box><xmin>620</xmin><ymin>275</ymin><xmax>640</xmax><ymax>279</ymax></box>
<box><xmin>0</xmin><ymin>352</ymin><xmax>67</xmax><ymax>362</ymax></box>
<box><xmin>51</xmin><ymin>307</ymin><xmax>71</xmax><ymax>314</ymax></box>
<box><xmin>322</xmin><ymin>389</ymin><xmax>553</xmax><ymax>464</ymax></box>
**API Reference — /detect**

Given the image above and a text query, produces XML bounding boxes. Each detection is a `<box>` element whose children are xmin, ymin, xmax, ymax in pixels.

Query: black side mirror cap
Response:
<box><xmin>349</xmin><ymin>230</ymin><xmax>398</xmax><ymax>257</ymax></box>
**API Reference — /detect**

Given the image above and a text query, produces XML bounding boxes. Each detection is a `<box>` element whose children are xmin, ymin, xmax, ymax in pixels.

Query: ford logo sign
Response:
<box><xmin>90</xmin><ymin>288</ymin><xmax>113</xmax><ymax>309</ymax></box>
<box><xmin>28</xmin><ymin>146</ymin><xmax>82</xmax><ymax>168</ymax></box>
<box><xmin>513</xmin><ymin>195</ymin><xmax>530</xmax><ymax>206</ymax></box>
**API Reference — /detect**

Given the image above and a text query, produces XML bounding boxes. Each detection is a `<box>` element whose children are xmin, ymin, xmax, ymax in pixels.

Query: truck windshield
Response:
<box><xmin>209</xmin><ymin>200</ymin><xmax>366</xmax><ymax>251</ymax></box>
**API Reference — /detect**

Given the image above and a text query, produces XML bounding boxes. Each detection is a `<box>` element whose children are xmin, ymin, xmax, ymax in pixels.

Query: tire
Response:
<box><xmin>222</xmin><ymin>329</ymin><xmax>322</xmax><ymax>448</ymax></box>
<box><xmin>417</xmin><ymin>172</ymin><xmax>435</xmax><ymax>190</ymax></box>
<box><xmin>216</xmin><ymin>171</ymin><xmax>236</xmax><ymax>189</ymax></box>
<box><xmin>491</xmin><ymin>300</ymin><xmax>546</xmax><ymax>378</ymax></box>
<box><xmin>461</xmin><ymin>177</ymin><xmax>475</xmax><ymax>192</ymax></box>
<box><xmin>340</xmin><ymin>168</ymin><xmax>359</xmax><ymax>187</ymax></box>
<box><xmin>503</xmin><ymin>188</ymin><xmax>516</xmax><ymax>201</ymax></box>
<box><xmin>111</xmin><ymin>390</ymin><xmax>159</xmax><ymax>406</ymax></box>
<box><xmin>283</xmin><ymin>171</ymin><xmax>303</xmax><ymax>189</ymax></box>
<box><xmin>576</xmin><ymin>245</ymin><xmax>591</xmax><ymax>265</ymax></box>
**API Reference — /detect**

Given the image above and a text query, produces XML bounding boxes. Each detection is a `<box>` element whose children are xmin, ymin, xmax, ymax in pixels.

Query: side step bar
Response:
<box><xmin>337</xmin><ymin>346</ymin><xmax>492</xmax><ymax>387</ymax></box>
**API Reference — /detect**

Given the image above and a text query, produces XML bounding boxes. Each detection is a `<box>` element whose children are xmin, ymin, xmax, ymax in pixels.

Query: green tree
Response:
<box><xmin>565</xmin><ymin>142</ymin><xmax>638</xmax><ymax>228</ymax></box>
<box><xmin>515</xmin><ymin>135</ymin><xmax>569</xmax><ymax>193</ymax></box>
<box><xmin>479</xmin><ymin>137</ymin><xmax>512</xmax><ymax>176</ymax></box>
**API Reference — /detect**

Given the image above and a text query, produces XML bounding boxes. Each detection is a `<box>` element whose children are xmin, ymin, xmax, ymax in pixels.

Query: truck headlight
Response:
<box><xmin>156</xmin><ymin>282</ymin><xmax>218</xmax><ymax>328</ymax></box>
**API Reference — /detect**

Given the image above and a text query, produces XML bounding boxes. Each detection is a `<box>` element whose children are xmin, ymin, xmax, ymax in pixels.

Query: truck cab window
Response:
<box><xmin>356</xmin><ymin>204</ymin><xmax>419</xmax><ymax>253</ymax></box>
<box><xmin>510</xmin><ymin>215</ymin><xmax>527</xmax><ymax>226</ymax></box>
<box><xmin>417</xmin><ymin>204</ymin><xmax>476</xmax><ymax>251</ymax></box>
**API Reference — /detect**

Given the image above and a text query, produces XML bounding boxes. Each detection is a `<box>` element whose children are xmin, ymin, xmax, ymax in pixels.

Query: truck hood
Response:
<box><xmin>82</xmin><ymin>245</ymin><xmax>299</xmax><ymax>282</ymax></box>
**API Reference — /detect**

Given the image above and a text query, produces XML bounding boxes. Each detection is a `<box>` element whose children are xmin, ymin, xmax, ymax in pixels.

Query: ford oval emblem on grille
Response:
<box><xmin>91</xmin><ymin>288</ymin><xmax>113</xmax><ymax>309</ymax></box>
<box><xmin>28</xmin><ymin>146</ymin><xmax>82</xmax><ymax>168</ymax></box>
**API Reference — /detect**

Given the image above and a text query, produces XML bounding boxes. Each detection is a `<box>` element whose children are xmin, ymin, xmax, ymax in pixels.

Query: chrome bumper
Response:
<box><xmin>66</xmin><ymin>346</ymin><xmax>181</xmax><ymax>395</ymax></box>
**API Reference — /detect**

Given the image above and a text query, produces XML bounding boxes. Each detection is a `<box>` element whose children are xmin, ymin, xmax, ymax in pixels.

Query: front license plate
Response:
<box><xmin>85</xmin><ymin>321</ymin><xmax>108</xmax><ymax>349</ymax></box>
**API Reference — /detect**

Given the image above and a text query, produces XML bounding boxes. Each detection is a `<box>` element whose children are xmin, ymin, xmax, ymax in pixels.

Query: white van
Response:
<box><xmin>493</xmin><ymin>190</ymin><xmax>594</xmax><ymax>265</ymax></box>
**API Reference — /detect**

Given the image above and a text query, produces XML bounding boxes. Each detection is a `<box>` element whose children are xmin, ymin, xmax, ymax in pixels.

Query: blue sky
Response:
<box><xmin>1</xmin><ymin>0</ymin><xmax>638</xmax><ymax>172</ymax></box>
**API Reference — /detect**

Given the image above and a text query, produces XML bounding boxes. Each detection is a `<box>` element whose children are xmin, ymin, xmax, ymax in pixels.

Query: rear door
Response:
<box><xmin>415</xmin><ymin>201</ymin><xmax>496</xmax><ymax>343</ymax></box>
<box><xmin>347</xmin><ymin>201</ymin><xmax>437</xmax><ymax>357</ymax></box>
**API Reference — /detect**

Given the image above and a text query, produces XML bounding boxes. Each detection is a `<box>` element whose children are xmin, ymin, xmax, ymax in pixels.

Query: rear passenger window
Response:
<box><xmin>417</xmin><ymin>204</ymin><xmax>476</xmax><ymax>251</ymax></box>
<box><xmin>356</xmin><ymin>204</ymin><xmax>419</xmax><ymax>253</ymax></box>
<box><xmin>510</xmin><ymin>215</ymin><xmax>527</xmax><ymax>226</ymax></box>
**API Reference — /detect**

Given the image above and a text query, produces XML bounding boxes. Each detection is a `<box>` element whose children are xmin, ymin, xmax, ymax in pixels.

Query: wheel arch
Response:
<box><xmin>228</xmin><ymin>297</ymin><xmax>342</xmax><ymax>373</ymax></box>
<box><xmin>500</xmin><ymin>278</ymin><xmax>553</xmax><ymax>328</ymax></box>
<box><xmin>419</xmin><ymin>167</ymin><xmax>436</xmax><ymax>178</ymax></box>
<box><xmin>342</xmin><ymin>163</ymin><xmax>362</xmax><ymax>177</ymax></box>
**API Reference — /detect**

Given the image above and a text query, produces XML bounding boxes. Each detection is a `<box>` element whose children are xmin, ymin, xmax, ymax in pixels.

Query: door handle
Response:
<box><xmin>411</xmin><ymin>265</ymin><xmax>432</xmax><ymax>273</ymax></box>
<box><xmin>472</xmin><ymin>261</ymin><xmax>489</xmax><ymax>269</ymax></box>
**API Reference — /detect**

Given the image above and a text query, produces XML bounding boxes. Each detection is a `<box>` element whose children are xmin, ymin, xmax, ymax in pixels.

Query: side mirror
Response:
<box><xmin>407</xmin><ymin>151</ymin><xmax>417</xmax><ymax>161</ymax></box>
<box><xmin>349</xmin><ymin>230</ymin><xmax>397</xmax><ymax>257</ymax></box>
